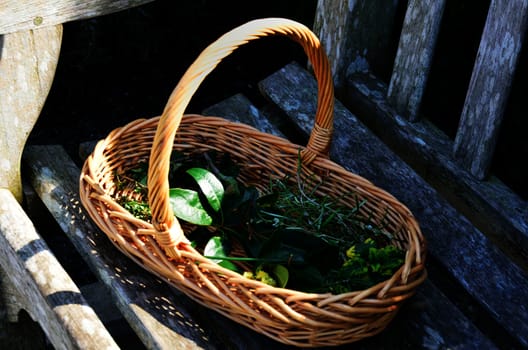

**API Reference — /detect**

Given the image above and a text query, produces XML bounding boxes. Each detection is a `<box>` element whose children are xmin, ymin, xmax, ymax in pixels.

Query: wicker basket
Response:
<box><xmin>80</xmin><ymin>18</ymin><xmax>427</xmax><ymax>347</ymax></box>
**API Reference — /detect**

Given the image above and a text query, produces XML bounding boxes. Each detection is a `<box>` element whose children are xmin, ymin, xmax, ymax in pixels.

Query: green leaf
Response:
<box><xmin>203</xmin><ymin>236</ymin><xmax>238</xmax><ymax>271</ymax></box>
<box><xmin>258</xmin><ymin>231</ymin><xmax>307</xmax><ymax>265</ymax></box>
<box><xmin>273</xmin><ymin>264</ymin><xmax>289</xmax><ymax>288</ymax></box>
<box><xmin>169</xmin><ymin>188</ymin><xmax>212</xmax><ymax>225</ymax></box>
<box><xmin>186</xmin><ymin>168</ymin><xmax>224</xmax><ymax>212</ymax></box>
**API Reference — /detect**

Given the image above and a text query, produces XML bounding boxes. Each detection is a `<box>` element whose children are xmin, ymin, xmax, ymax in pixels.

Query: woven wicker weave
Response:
<box><xmin>80</xmin><ymin>18</ymin><xmax>427</xmax><ymax>347</ymax></box>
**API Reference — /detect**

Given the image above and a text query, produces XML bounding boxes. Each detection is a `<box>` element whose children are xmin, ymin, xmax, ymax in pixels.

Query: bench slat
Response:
<box><xmin>203</xmin><ymin>93</ymin><xmax>284</xmax><ymax>137</ymax></box>
<box><xmin>0</xmin><ymin>188</ymin><xmax>119</xmax><ymax>349</ymax></box>
<box><xmin>23</xmin><ymin>145</ymin><xmax>222</xmax><ymax>349</ymax></box>
<box><xmin>259</xmin><ymin>62</ymin><xmax>528</xmax><ymax>348</ymax></box>
<box><xmin>453</xmin><ymin>0</ymin><xmax>528</xmax><ymax>179</ymax></box>
<box><xmin>0</xmin><ymin>0</ymin><xmax>155</xmax><ymax>35</ymax></box>
<box><xmin>387</xmin><ymin>0</ymin><xmax>446</xmax><ymax>121</ymax></box>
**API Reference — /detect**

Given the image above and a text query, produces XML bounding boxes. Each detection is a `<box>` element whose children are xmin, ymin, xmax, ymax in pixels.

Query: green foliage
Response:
<box><xmin>120</xmin><ymin>198</ymin><xmax>151</xmax><ymax>221</ymax></box>
<box><xmin>322</xmin><ymin>238</ymin><xmax>405</xmax><ymax>294</ymax></box>
<box><xmin>116</xmin><ymin>151</ymin><xmax>406</xmax><ymax>294</ymax></box>
<box><xmin>169</xmin><ymin>188</ymin><xmax>213</xmax><ymax>225</ymax></box>
<box><xmin>186</xmin><ymin>168</ymin><xmax>224</xmax><ymax>212</ymax></box>
<box><xmin>203</xmin><ymin>236</ymin><xmax>238</xmax><ymax>272</ymax></box>
<box><xmin>242</xmin><ymin>264</ymin><xmax>289</xmax><ymax>287</ymax></box>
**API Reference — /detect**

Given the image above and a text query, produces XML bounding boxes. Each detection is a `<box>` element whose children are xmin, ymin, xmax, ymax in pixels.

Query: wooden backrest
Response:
<box><xmin>315</xmin><ymin>0</ymin><xmax>528</xmax><ymax>180</ymax></box>
<box><xmin>313</xmin><ymin>0</ymin><xmax>528</xmax><ymax>262</ymax></box>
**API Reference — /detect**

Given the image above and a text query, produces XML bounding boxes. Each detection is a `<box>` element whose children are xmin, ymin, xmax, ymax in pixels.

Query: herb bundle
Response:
<box><xmin>117</xmin><ymin>151</ymin><xmax>405</xmax><ymax>293</ymax></box>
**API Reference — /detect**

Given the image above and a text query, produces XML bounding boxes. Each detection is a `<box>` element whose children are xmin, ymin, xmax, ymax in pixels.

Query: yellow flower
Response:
<box><xmin>346</xmin><ymin>245</ymin><xmax>357</xmax><ymax>259</ymax></box>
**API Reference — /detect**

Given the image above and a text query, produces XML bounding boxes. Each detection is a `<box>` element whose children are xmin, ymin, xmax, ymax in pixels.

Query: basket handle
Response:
<box><xmin>147</xmin><ymin>18</ymin><xmax>334</xmax><ymax>249</ymax></box>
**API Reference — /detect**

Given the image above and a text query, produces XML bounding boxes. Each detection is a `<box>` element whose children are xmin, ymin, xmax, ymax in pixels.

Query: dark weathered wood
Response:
<box><xmin>313</xmin><ymin>0</ymin><xmax>400</xmax><ymax>90</ymax></box>
<box><xmin>259</xmin><ymin>62</ymin><xmax>528</xmax><ymax>348</ymax></box>
<box><xmin>344</xmin><ymin>72</ymin><xmax>528</xmax><ymax>268</ymax></box>
<box><xmin>0</xmin><ymin>25</ymin><xmax>62</xmax><ymax>202</ymax></box>
<box><xmin>453</xmin><ymin>0</ymin><xmax>528</xmax><ymax>179</ymax></box>
<box><xmin>0</xmin><ymin>188</ymin><xmax>119</xmax><ymax>350</ymax></box>
<box><xmin>0</xmin><ymin>0</ymin><xmax>156</xmax><ymax>34</ymax></box>
<box><xmin>0</xmin><ymin>305</ymin><xmax>49</xmax><ymax>349</ymax></box>
<box><xmin>203</xmin><ymin>93</ymin><xmax>284</xmax><ymax>137</ymax></box>
<box><xmin>387</xmin><ymin>0</ymin><xmax>446</xmax><ymax>121</ymax></box>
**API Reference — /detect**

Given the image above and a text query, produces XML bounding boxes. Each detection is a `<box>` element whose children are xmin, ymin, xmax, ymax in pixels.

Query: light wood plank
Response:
<box><xmin>0</xmin><ymin>189</ymin><xmax>119</xmax><ymax>350</ymax></box>
<box><xmin>0</xmin><ymin>25</ymin><xmax>62</xmax><ymax>202</ymax></box>
<box><xmin>24</xmin><ymin>146</ymin><xmax>214</xmax><ymax>350</ymax></box>
<box><xmin>453</xmin><ymin>0</ymin><xmax>528</xmax><ymax>179</ymax></box>
<box><xmin>0</xmin><ymin>0</ymin><xmax>155</xmax><ymax>34</ymax></box>
<box><xmin>387</xmin><ymin>0</ymin><xmax>446</xmax><ymax>121</ymax></box>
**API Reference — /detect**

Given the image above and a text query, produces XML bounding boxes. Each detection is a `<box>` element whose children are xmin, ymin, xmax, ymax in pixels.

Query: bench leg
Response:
<box><xmin>0</xmin><ymin>270</ymin><xmax>49</xmax><ymax>348</ymax></box>
<box><xmin>0</xmin><ymin>269</ymin><xmax>24</xmax><ymax>323</ymax></box>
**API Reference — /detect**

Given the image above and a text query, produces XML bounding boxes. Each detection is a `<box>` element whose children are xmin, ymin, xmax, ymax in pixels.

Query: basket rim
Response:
<box><xmin>81</xmin><ymin>113</ymin><xmax>427</xmax><ymax>300</ymax></box>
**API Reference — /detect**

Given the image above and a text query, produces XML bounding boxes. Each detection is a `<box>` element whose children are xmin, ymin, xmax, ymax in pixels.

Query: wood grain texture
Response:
<box><xmin>0</xmin><ymin>25</ymin><xmax>61</xmax><ymax>201</ymax></box>
<box><xmin>387</xmin><ymin>0</ymin><xmax>446</xmax><ymax>121</ymax></box>
<box><xmin>259</xmin><ymin>62</ymin><xmax>528</xmax><ymax>348</ymax></box>
<box><xmin>344</xmin><ymin>72</ymin><xmax>528</xmax><ymax>268</ymax></box>
<box><xmin>0</xmin><ymin>189</ymin><xmax>119</xmax><ymax>350</ymax></box>
<box><xmin>0</xmin><ymin>0</ymin><xmax>155</xmax><ymax>34</ymax></box>
<box><xmin>453</xmin><ymin>0</ymin><xmax>528</xmax><ymax>179</ymax></box>
<box><xmin>313</xmin><ymin>0</ymin><xmax>352</xmax><ymax>89</ymax></box>
<box><xmin>24</xmin><ymin>146</ymin><xmax>214</xmax><ymax>350</ymax></box>
<box><xmin>313</xmin><ymin>0</ymin><xmax>399</xmax><ymax>90</ymax></box>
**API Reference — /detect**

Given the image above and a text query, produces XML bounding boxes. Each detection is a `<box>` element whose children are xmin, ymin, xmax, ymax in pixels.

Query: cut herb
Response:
<box><xmin>116</xmin><ymin>151</ymin><xmax>406</xmax><ymax>293</ymax></box>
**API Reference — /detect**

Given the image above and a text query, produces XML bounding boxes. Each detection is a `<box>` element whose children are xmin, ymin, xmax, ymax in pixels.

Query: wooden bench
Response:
<box><xmin>1</xmin><ymin>1</ymin><xmax>528</xmax><ymax>349</ymax></box>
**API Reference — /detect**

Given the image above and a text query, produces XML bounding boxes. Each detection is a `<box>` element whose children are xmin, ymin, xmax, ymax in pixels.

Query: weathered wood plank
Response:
<box><xmin>0</xmin><ymin>0</ymin><xmax>155</xmax><ymax>34</ymax></box>
<box><xmin>0</xmin><ymin>188</ymin><xmax>119</xmax><ymax>350</ymax></box>
<box><xmin>313</xmin><ymin>0</ymin><xmax>400</xmax><ymax>90</ymax></box>
<box><xmin>344</xmin><ymin>72</ymin><xmax>528</xmax><ymax>268</ymax></box>
<box><xmin>453</xmin><ymin>0</ymin><xmax>528</xmax><ymax>179</ymax></box>
<box><xmin>259</xmin><ymin>62</ymin><xmax>528</xmax><ymax>348</ymax></box>
<box><xmin>0</xmin><ymin>25</ymin><xmax>62</xmax><ymax>202</ymax></box>
<box><xmin>387</xmin><ymin>0</ymin><xmax>446</xmax><ymax>121</ymax></box>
